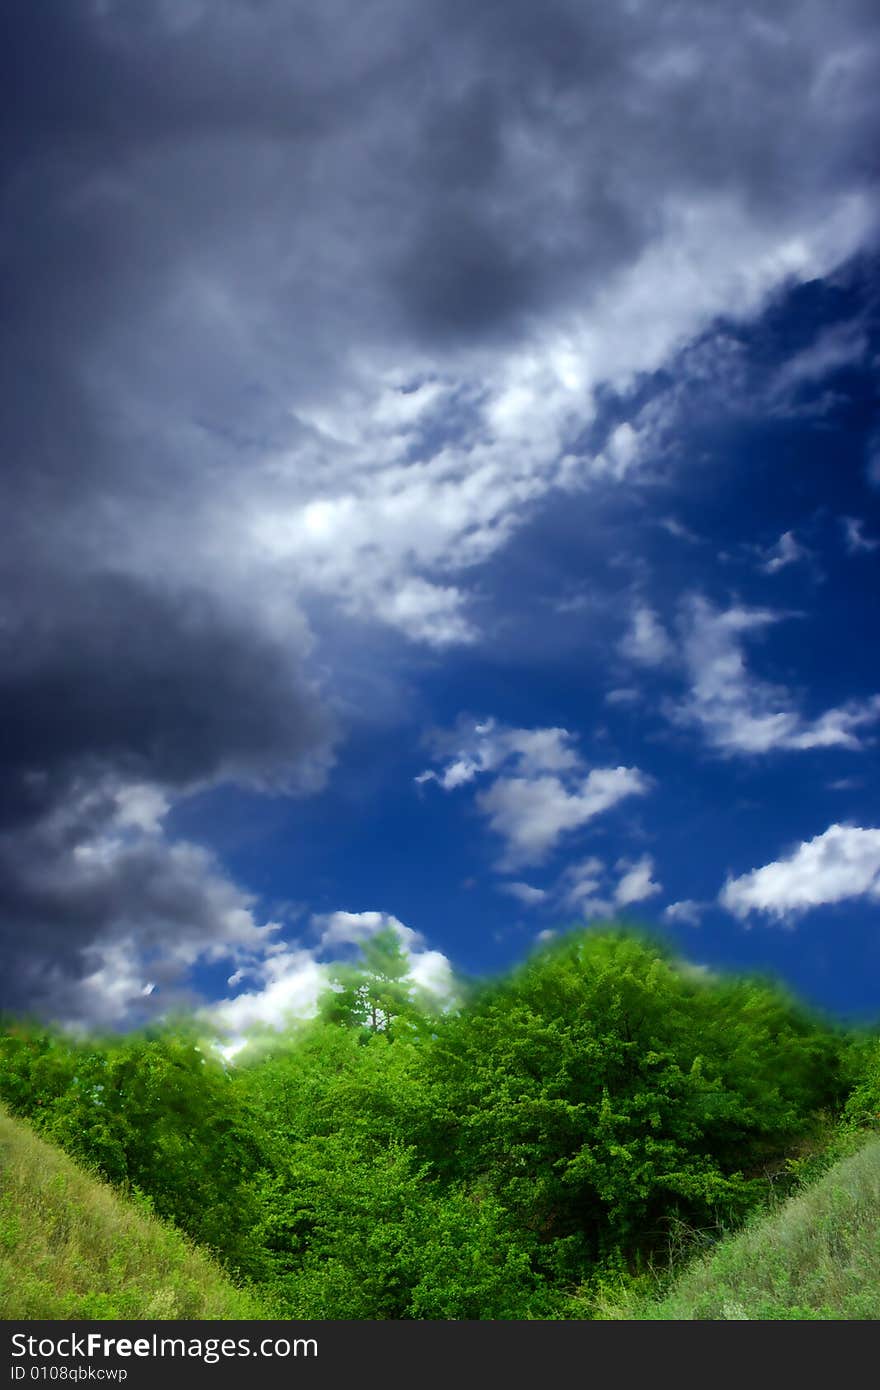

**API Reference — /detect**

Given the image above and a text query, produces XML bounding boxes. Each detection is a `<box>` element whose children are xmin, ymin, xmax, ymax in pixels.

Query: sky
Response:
<box><xmin>1</xmin><ymin>0</ymin><xmax>879</xmax><ymax>1041</ymax></box>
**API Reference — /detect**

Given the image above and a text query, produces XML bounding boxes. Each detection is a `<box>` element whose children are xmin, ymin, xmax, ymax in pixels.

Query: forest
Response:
<box><xmin>3</xmin><ymin>927</ymin><xmax>879</xmax><ymax>1320</ymax></box>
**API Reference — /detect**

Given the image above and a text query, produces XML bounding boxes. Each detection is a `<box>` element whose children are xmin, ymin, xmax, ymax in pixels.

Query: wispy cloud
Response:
<box><xmin>841</xmin><ymin>516</ymin><xmax>880</xmax><ymax>554</ymax></box>
<box><xmin>663</xmin><ymin>899</ymin><xmax>706</xmax><ymax>927</ymax></box>
<box><xmin>507</xmin><ymin>853</ymin><xmax>663</xmax><ymax>919</ymax></box>
<box><xmin>657</xmin><ymin>517</ymin><xmax>702</xmax><ymax>544</ymax></box>
<box><xmin>498</xmin><ymin>881</ymin><xmax>548</xmax><ymax>906</ymax></box>
<box><xmin>619</xmin><ymin>605</ymin><xmax>674</xmax><ymax>666</ymax></box>
<box><xmin>757</xmin><ymin>530</ymin><xmax>810</xmax><ymax>574</ymax></box>
<box><xmin>605</xmin><ymin>687</ymin><xmax>641</xmax><ymax>706</ymax></box>
<box><xmin>769</xmin><ymin>319</ymin><xmax>869</xmax><ymax>400</ymax></box>
<box><xmin>669</xmin><ymin>596</ymin><xmax>880</xmax><ymax>754</ymax></box>
<box><xmin>558</xmin><ymin>856</ymin><xmax>613</xmax><ymax>917</ymax></box>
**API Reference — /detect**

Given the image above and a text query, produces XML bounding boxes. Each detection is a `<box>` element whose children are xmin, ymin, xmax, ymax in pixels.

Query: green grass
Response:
<box><xmin>5</xmin><ymin>1093</ymin><xmax>879</xmax><ymax>1322</ymax></box>
<box><xmin>0</xmin><ymin>1106</ymin><xmax>268</xmax><ymax>1320</ymax></box>
<box><xmin>598</xmin><ymin>1135</ymin><xmax>880</xmax><ymax>1319</ymax></box>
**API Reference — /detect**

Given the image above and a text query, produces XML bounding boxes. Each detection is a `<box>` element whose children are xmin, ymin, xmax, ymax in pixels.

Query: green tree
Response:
<box><xmin>316</xmin><ymin>926</ymin><xmax>434</xmax><ymax>1040</ymax></box>
<box><xmin>417</xmin><ymin>928</ymin><xmax>846</xmax><ymax>1281</ymax></box>
<box><xmin>0</xmin><ymin>1021</ymin><xmax>267</xmax><ymax>1278</ymax></box>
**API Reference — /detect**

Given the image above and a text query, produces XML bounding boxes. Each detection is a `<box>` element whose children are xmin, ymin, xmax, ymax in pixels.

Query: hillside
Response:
<box><xmin>0</xmin><ymin>1105</ymin><xmax>266</xmax><ymax>1320</ymax></box>
<box><xmin>602</xmin><ymin>1136</ymin><xmax>880</xmax><ymax>1320</ymax></box>
<box><xmin>2</xmin><ymin>931</ymin><xmax>866</xmax><ymax>1319</ymax></box>
<box><xmin>3</xmin><ymin>1096</ymin><xmax>880</xmax><ymax>1321</ymax></box>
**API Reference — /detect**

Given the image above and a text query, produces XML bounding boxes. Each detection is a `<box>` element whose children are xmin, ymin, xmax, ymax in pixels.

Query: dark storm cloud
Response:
<box><xmin>0</xmin><ymin>568</ymin><xmax>331</xmax><ymax>1022</ymax></box>
<box><xmin>4</xmin><ymin>2</ymin><xmax>877</xmax><ymax>371</ymax></box>
<box><xmin>0</xmin><ymin>571</ymin><xmax>333</xmax><ymax>830</ymax></box>
<box><xmin>1</xmin><ymin>0</ymin><xmax>878</xmax><ymax>1020</ymax></box>
<box><xmin>0</xmin><ymin>808</ymin><xmax>273</xmax><ymax>1024</ymax></box>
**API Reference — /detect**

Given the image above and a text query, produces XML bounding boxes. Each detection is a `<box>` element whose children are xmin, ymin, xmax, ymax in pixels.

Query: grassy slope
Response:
<box><xmin>0</xmin><ymin>1106</ymin><xmax>267</xmax><ymax>1320</ymax></box>
<box><xmin>4</xmin><ymin>1096</ymin><xmax>879</xmax><ymax>1322</ymax></box>
<box><xmin>606</xmin><ymin>1135</ymin><xmax>880</xmax><ymax>1320</ymax></box>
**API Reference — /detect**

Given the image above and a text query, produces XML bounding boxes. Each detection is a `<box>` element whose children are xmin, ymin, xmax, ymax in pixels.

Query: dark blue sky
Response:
<box><xmin>1</xmin><ymin>2</ymin><xmax>878</xmax><ymax>1038</ymax></box>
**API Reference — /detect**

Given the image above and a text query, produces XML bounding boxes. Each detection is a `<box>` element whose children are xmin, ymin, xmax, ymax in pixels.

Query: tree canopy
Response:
<box><xmin>0</xmin><ymin>926</ymin><xmax>866</xmax><ymax>1318</ymax></box>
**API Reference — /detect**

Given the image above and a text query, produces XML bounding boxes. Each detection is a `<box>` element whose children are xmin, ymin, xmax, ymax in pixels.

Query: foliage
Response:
<box><xmin>0</xmin><ymin>926</ymin><xmax>871</xmax><ymax>1319</ymax></box>
<box><xmin>840</xmin><ymin>1034</ymin><xmax>880</xmax><ymax>1132</ymax></box>
<box><xmin>414</xmin><ymin>931</ymin><xmax>848</xmax><ymax>1280</ymax></box>
<box><xmin>599</xmin><ymin>1136</ymin><xmax>880</xmax><ymax>1320</ymax></box>
<box><xmin>0</xmin><ymin>1105</ymin><xmax>265</xmax><ymax>1319</ymax></box>
<box><xmin>0</xmin><ymin>1022</ymin><xmax>266</xmax><ymax>1277</ymax></box>
<box><xmin>315</xmin><ymin>926</ymin><xmax>438</xmax><ymax>1040</ymax></box>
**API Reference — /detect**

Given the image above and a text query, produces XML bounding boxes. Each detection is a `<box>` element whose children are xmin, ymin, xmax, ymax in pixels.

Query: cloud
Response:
<box><xmin>768</xmin><ymin>319</ymin><xmax>869</xmax><ymax>400</ymax></box>
<box><xmin>0</xmin><ymin>573</ymin><xmax>334</xmax><ymax>824</ymax></box>
<box><xmin>558</xmin><ymin>856</ymin><xmax>613</xmax><ymax>918</ymax></box>
<box><xmin>658</xmin><ymin>517</ymin><xmax>702</xmax><ymax>544</ymax></box>
<box><xmin>0</xmin><ymin>572</ymin><xmax>335</xmax><ymax>1022</ymax></box>
<box><xmin>203</xmin><ymin>949</ymin><xmax>328</xmax><ymax>1047</ymax></box>
<box><xmin>419</xmin><ymin>717</ymin><xmax>653</xmax><ymax>867</ymax></box>
<box><xmin>498</xmin><ymin>881</ymin><xmax>548</xmax><ymax>906</ymax></box>
<box><xmin>417</xmin><ymin>719</ymin><xmax>581</xmax><ymax>791</ymax></box>
<box><xmin>841</xmin><ymin>516</ymin><xmax>880</xmax><ymax>554</ymax></box>
<box><xmin>313</xmin><ymin>908</ymin><xmax>419</xmax><ymax>952</ymax></box>
<box><xmin>0</xmin><ymin>778</ymin><xmax>285</xmax><ymax>1026</ymax></box>
<box><xmin>4</xmin><ymin>0</ymin><xmax>877</xmax><ymax>667</ymax></box>
<box><xmin>605</xmin><ymin>688</ymin><xmax>641</xmax><ymax>706</ymax></box>
<box><xmin>478</xmin><ymin>769</ymin><xmax>650</xmax><ymax>870</ymax></box>
<box><xmin>614</xmin><ymin>855</ymin><xmax>663</xmax><ymax>907</ymax></box>
<box><xmin>619</xmin><ymin>606</ymin><xmax>674</xmax><ymax>666</ymax></box>
<box><xmin>670</xmin><ymin>595</ymin><xmax>880</xmax><ymax>754</ymax></box>
<box><xmin>555</xmin><ymin>852</ymin><xmax>662</xmax><ymax>916</ymax></box>
<box><xmin>758</xmin><ymin>530</ymin><xmax>809</xmax><ymax>574</ymax></box>
<box><xmin>663</xmin><ymin>899</ymin><xmax>705</xmax><ymax>927</ymax></box>
<box><xmin>3</xmin><ymin>1</ymin><xmax>879</xmax><ymax>1018</ymax></box>
<box><xmin>419</xmin><ymin>717</ymin><xmax>651</xmax><ymax>869</ymax></box>
<box><xmin>207</xmin><ymin>907</ymin><xmax>456</xmax><ymax>1047</ymax></box>
<box><xmin>720</xmin><ymin>824</ymin><xmax>880</xmax><ymax>920</ymax></box>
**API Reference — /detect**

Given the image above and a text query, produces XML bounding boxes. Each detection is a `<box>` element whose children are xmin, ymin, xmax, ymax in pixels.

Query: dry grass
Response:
<box><xmin>0</xmin><ymin>1106</ymin><xmax>267</xmax><ymax>1320</ymax></box>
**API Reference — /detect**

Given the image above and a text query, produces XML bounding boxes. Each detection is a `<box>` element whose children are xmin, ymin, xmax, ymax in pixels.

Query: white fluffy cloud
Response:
<box><xmin>478</xmin><ymin>767</ymin><xmax>651</xmax><ymax>870</ymax></box>
<box><xmin>313</xmin><ymin>908</ymin><xmax>418</xmax><ymax>952</ymax></box>
<box><xmin>614</xmin><ymin>855</ymin><xmax>663</xmax><ymax>907</ymax></box>
<box><xmin>720</xmin><ymin>824</ymin><xmax>880</xmax><ymax>921</ymax></box>
<box><xmin>206</xmin><ymin>908</ymin><xmax>456</xmax><ymax>1049</ymax></box>
<box><xmin>671</xmin><ymin>596</ymin><xmax>880</xmax><ymax>754</ymax></box>
<box><xmin>419</xmin><ymin>718</ymin><xmax>651</xmax><ymax>869</ymax></box>
<box><xmin>417</xmin><ymin>720</ymin><xmax>581</xmax><ymax>791</ymax></box>
<box><xmin>207</xmin><ymin>948</ymin><xmax>328</xmax><ymax>1045</ymax></box>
